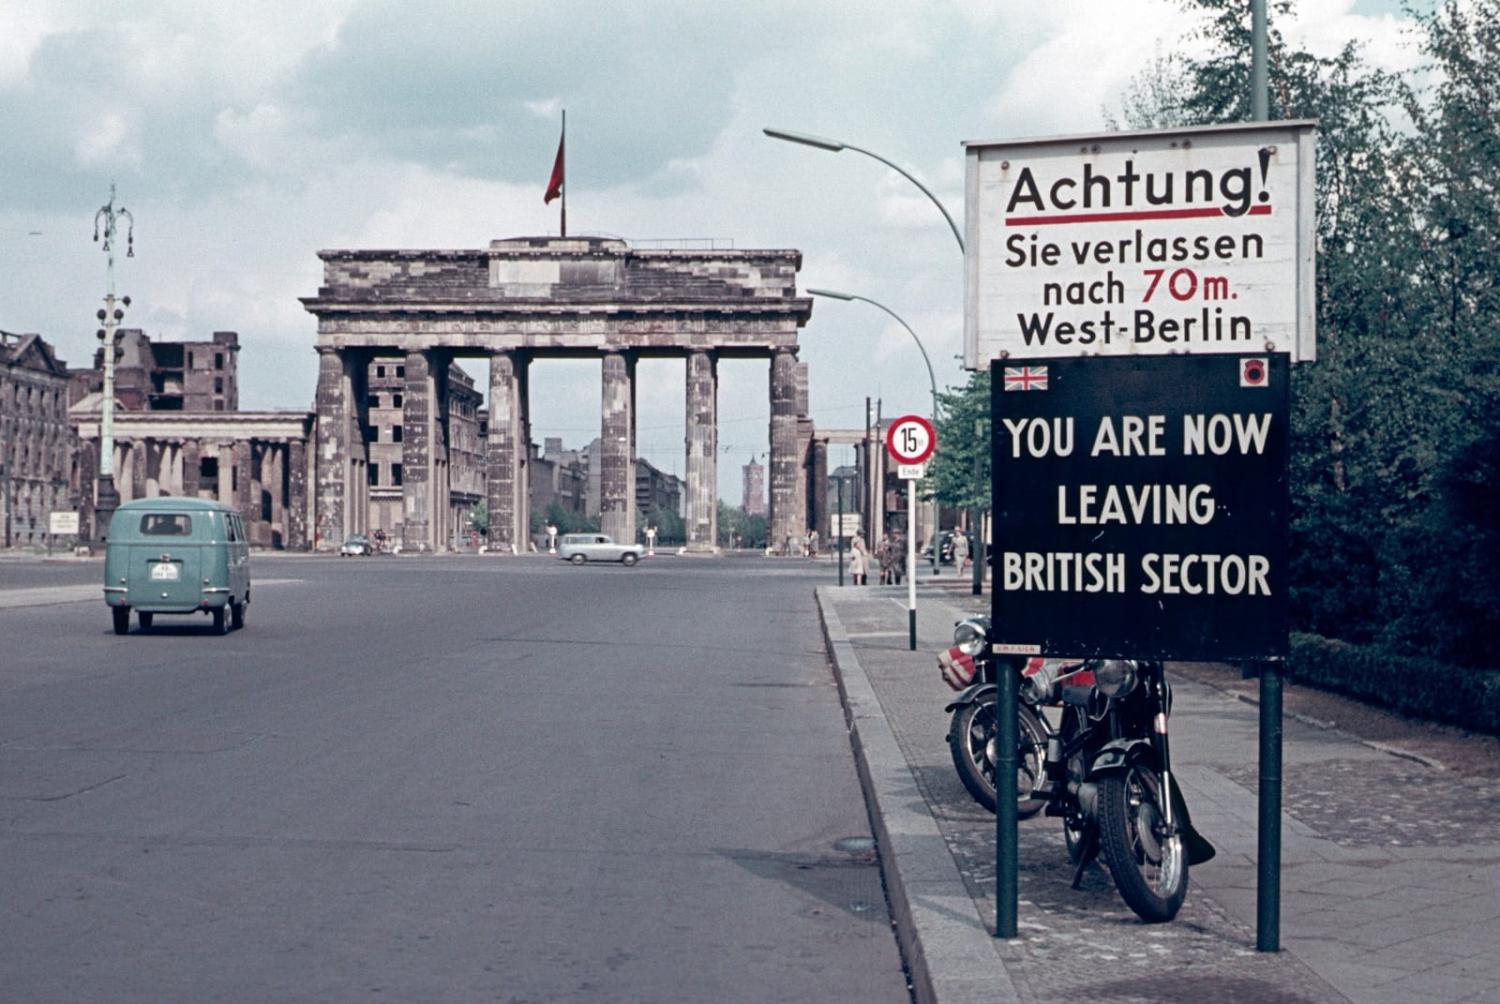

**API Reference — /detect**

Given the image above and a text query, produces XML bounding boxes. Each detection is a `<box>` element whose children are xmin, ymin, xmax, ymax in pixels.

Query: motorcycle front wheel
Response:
<box><xmin>947</xmin><ymin>694</ymin><xmax>1048</xmax><ymax>818</ymax></box>
<box><xmin>1098</xmin><ymin>762</ymin><xmax>1188</xmax><ymax>922</ymax></box>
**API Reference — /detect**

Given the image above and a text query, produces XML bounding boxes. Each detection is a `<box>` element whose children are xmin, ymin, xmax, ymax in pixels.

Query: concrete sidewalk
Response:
<box><xmin>817</xmin><ymin>583</ymin><xmax>1500</xmax><ymax>1004</ymax></box>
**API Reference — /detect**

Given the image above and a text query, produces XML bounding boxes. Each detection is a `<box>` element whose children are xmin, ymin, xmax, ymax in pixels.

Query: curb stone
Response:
<box><xmin>816</xmin><ymin>586</ymin><xmax>1020</xmax><ymax>1004</ymax></box>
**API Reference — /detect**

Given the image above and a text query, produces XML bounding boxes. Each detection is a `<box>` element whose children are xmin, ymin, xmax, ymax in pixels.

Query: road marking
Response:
<box><xmin>844</xmin><ymin>630</ymin><xmax>908</xmax><ymax>639</ymax></box>
<box><xmin>0</xmin><ymin>578</ymin><xmax>303</xmax><ymax>610</ymax></box>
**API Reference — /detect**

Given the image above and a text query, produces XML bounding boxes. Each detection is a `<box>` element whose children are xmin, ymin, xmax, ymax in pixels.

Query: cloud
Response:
<box><xmin>0</xmin><ymin>0</ymin><xmax>1425</xmax><ymax>503</ymax></box>
<box><xmin>74</xmin><ymin>111</ymin><xmax>139</xmax><ymax>168</ymax></box>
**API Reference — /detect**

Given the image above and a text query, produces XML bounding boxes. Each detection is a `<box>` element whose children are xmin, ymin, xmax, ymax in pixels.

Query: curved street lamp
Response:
<box><xmin>808</xmin><ymin>287</ymin><xmax>943</xmax><ymax>581</ymax></box>
<box><xmin>763</xmin><ymin>127</ymin><xmax>964</xmax><ymax>253</ymax></box>
<box><xmin>769</xmin><ymin>127</ymin><xmax>964</xmax><ymax>585</ymax></box>
<box><xmin>806</xmin><ymin>288</ymin><xmax>939</xmax><ymax>422</ymax></box>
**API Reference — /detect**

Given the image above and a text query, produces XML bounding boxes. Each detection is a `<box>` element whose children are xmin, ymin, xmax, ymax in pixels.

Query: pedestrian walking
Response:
<box><xmin>876</xmin><ymin>533</ymin><xmax>895</xmax><ymax>585</ymax></box>
<box><xmin>953</xmin><ymin>530</ymin><xmax>971</xmax><ymax>577</ymax></box>
<box><xmin>849</xmin><ymin>534</ymin><xmax>870</xmax><ymax>586</ymax></box>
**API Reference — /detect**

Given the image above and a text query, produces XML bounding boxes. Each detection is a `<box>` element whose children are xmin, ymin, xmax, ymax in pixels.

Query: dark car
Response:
<box><xmin>920</xmin><ymin>531</ymin><xmax>957</xmax><ymax>565</ymax></box>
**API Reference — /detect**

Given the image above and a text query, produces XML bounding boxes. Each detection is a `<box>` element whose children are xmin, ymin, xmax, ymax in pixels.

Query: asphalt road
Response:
<box><xmin>0</xmin><ymin>554</ymin><xmax>908</xmax><ymax>1003</ymax></box>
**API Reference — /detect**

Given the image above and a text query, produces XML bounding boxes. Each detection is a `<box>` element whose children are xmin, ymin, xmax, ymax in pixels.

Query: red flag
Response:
<box><xmin>544</xmin><ymin>132</ymin><xmax>564</xmax><ymax>204</ymax></box>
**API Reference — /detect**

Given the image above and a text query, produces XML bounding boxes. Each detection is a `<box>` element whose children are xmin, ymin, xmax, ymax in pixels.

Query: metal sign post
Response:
<box><xmin>908</xmin><ymin>478</ymin><xmax>918</xmax><ymax>646</ymax></box>
<box><xmin>837</xmin><ymin>477</ymin><xmax>845</xmax><ymax>587</ymax></box>
<box><xmin>886</xmin><ymin>416</ymin><xmax>936</xmax><ymax>652</ymax></box>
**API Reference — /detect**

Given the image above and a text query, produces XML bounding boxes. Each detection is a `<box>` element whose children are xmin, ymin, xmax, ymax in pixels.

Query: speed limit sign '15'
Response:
<box><xmin>887</xmin><ymin>415</ymin><xmax>936</xmax><ymax>465</ymax></box>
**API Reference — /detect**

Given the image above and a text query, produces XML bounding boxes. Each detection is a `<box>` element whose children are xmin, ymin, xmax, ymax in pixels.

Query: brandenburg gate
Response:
<box><xmin>302</xmin><ymin>237</ymin><xmax>816</xmax><ymax>552</ymax></box>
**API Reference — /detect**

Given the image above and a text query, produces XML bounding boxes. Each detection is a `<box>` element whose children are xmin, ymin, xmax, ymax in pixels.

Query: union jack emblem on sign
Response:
<box><xmin>1003</xmin><ymin>366</ymin><xmax>1049</xmax><ymax>391</ymax></box>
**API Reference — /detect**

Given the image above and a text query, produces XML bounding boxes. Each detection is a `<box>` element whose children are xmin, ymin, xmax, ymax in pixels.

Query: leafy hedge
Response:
<box><xmin>1288</xmin><ymin>632</ymin><xmax>1500</xmax><ymax>737</ymax></box>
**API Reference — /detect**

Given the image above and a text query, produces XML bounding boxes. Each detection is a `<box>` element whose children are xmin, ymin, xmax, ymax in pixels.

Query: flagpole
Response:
<box><xmin>560</xmin><ymin>109</ymin><xmax>567</xmax><ymax>238</ymax></box>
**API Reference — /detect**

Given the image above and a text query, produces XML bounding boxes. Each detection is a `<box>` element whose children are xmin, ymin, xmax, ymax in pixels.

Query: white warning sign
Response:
<box><xmin>963</xmin><ymin>121</ymin><xmax>1316</xmax><ymax>366</ymax></box>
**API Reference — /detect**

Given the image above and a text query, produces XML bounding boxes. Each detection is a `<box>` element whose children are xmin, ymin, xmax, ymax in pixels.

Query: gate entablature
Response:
<box><xmin>303</xmin><ymin>236</ymin><xmax>814</xmax><ymax>553</ymax></box>
<box><xmin>303</xmin><ymin>237</ymin><xmax>811</xmax><ymax>355</ymax></box>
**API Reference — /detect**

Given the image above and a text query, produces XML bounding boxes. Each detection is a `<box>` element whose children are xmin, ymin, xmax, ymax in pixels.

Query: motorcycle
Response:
<box><xmin>938</xmin><ymin>618</ymin><xmax>1050</xmax><ymax>818</ymax></box>
<box><xmin>939</xmin><ymin>617</ymin><xmax>1216</xmax><ymax>923</ymax></box>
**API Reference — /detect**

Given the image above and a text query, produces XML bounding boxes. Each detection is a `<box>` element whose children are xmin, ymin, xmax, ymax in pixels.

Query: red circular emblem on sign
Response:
<box><xmin>886</xmin><ymin>415</ymin><xmax>936</xmax><ymax>464</ymax></box>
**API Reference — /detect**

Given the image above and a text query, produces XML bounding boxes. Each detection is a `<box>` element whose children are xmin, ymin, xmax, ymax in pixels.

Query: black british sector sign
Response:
<box><xmin>990</xmin><ymin>353</ymin><xmax>1289</xmax><ymax>660</ymax></box>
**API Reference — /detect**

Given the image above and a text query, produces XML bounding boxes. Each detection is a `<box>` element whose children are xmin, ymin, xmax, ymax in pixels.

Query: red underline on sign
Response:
<box><xmin>1004</xmin><ymin>205</ymin><xmax>1273</xmax><ymax>226</ymax></box>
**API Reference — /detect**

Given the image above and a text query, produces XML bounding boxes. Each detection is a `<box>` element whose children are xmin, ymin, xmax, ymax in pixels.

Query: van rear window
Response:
<box><xmin>140</xmin><ymin>513</ymin><xmax>193</xmax><ymax>536</ymax></box>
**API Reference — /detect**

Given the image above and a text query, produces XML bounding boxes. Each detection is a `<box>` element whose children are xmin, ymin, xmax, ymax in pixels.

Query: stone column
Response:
<box><xmin>684</xmin><ymin>350</ymin><xmax>718</xmax><ymax>552</ymax></box>
<box><xmin>401</xmin><ymin>351</ymin><xmax>434</xmax><ymax>551</ymax></box>
<box><xmin>314</xmin><ymin>349</ymin><xmax>349</xmax><ymax>550</ymax></box>
<box><xmin>144</xmin><ymin>443</ymin><xmax>160</xmax><ymax>498</ymax></box>
<box><xmin>269</xmin><ymin>443</ymin><xmax>285</xmax><ymax>547</ymax></box>
<box><xmin>233</xmin><ymin>440</ymin><xmax>253</xmax><ymax>522</ymax></box>
<box><xmin>433</xmin><ymin>362</ymin><xmax>451</xmax><ymax>552</ymax></box>
<box><xmin>811</xmin><ymin>438</ymin><xmax>829</xmax><ymax>540</ymax></box>
<box><xmin>215</xmin><ymin>443</ymin><xmax>233</xmax><ymax>505</ymax></box>
<box><xmin>769</xmin><ymin>348</ymin><xmax>804</xmax><ymax>553</ymax></box>
<box><xmin>182</xmin><ymin>440</ymin><xmax>201</xmax><ymax>498</ymax></box>
<box><xmin>287</xmin><ymin>438</ymin><xmax>309</xmax><ymax>550</ymax></box>
<box><xmin>167</xmin><ymin>442</ymin><xmax>182</xmax><ymax>496</ymax></box>
<box><xmin>599</xmin><ymin>351</ymin><xmax>635</xmax><ymax>543</ymax></box>
<box><xmin>486</xmin><ymin>351</ymin><xmax>529</xmax><ymax>553</ymax></box>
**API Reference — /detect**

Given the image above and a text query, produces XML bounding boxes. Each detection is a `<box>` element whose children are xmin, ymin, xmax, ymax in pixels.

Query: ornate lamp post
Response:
<box><xmin>91</xmin><ymin>183</ymin><xmax>134</xmax><ymax>543</ymax></box>
<box><xmin>806</xmin><ymin>288</ymin><xmax>939</xmax><ymax>420</ymax></box>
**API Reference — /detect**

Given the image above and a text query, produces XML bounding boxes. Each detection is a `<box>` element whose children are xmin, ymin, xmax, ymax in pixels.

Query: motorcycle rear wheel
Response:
<box><xmin>947</xmin><ymin>694</ymin><xmax>1048</xmax><ymax>818</ymax></box>
<box><xmin>1098</xmin><ymin>762</ymin><xmax>1188</xmax><ymax>922</ymax></box>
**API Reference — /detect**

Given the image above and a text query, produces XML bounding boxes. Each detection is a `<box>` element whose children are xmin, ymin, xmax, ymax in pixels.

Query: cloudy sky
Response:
<box><xmin>0</xmin><ymin>0</ymin><xmax>1420</xmax><ymax>500</ymax></box>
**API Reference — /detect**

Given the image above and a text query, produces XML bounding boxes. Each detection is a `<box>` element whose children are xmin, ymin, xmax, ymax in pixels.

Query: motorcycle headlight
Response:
<box><xmin>952</xmin><ymin>619</ymin><xmax>987</xmax><ymax>658</ymax></box>
<box><xmin>1093</xmin><ymin>659</ymin><xmax>1138</xmax><ymax>699</ymax></box>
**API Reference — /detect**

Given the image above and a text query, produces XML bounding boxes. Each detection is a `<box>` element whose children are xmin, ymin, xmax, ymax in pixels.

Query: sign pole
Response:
<box><xmin>1258</xmin><ymin>661</ymin><xmax>1283</xmax><ymax>950</ymax></box>
<box><xmin>884</xmin><ymin>414</ymin><xmax>936</xmax><ymax>652</ymax></box>
<box><xmin>837</xmin><ymin>477</ymin><xmax>846</xmax><ymax>587</ymax></box>
<box><xmin>907</xmin><ymin>479</ymin><xmax>917</xmax><ymax>650</ymax></box>
<box><xmin>995</xmin><ymin>635</ymin><xmax>1019</xmax><ymax>939</ymax></box>
<box><xmin>1249</xmin><ymin>0</ymin><xmax>1282</xmax><ymax>953</ymax></box>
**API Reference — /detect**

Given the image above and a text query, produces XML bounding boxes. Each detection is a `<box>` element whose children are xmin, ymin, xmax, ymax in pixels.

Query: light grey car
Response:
<box><xmin>557</xmin><ymin>533</ymin><xmax>646</xmax><ymax>566</ymax></box>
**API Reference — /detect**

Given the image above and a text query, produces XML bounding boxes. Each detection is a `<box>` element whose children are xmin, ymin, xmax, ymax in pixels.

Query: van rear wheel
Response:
<box><xmin>570</xmin><ymin>554</ymin><xmax>586</xmax><ymax>565</ymax></box>
<box><xmin>230</xmin><ymin>600</ymin><xmax>245</xmax><ymax>630</ymax></box>
<box><xmin>138</xmin><ymin>612</ymin><xmax>154</xmax><ymax>631</ymax></box>
<box><xmin>212</xmin><ymin>607</ymin><xmax>229</xmax><ymax>634</ymax></box>
<box><xmin>112</xmin><ymin>607</ymin><xmax>130</xmax><ymax>635</ymax></box>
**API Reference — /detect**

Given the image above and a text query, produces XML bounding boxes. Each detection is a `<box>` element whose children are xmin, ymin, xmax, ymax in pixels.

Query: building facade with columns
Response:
<box><xmin>1</xmin><ymin>331</ymin><xmax>72</xmax><ymax>548</ymax></box>
<box><xmin>302</xmin><ymin>236</ymin><xmax>817</xmax><ymax>554</ymax></box>
<box><xmin>69</xmin><ymin>407</ymin><xmax>314</xmax><ymax>549</ymax></box>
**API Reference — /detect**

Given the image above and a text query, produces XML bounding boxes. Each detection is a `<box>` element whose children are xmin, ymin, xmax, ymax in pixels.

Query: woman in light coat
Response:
<box><xmin>849</xmin><ymin>534</ymin><xmax>870</xmax><ymax>586</ymax></box>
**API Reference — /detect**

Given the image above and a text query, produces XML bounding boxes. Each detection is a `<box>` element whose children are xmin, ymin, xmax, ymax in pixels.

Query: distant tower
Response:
<box><xmin>742</xmin><ymin>456</ymin><xmax>765</xmax><ymax>516</ymax></box>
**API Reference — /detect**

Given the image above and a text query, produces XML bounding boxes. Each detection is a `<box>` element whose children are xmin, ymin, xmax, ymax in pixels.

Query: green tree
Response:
<box><xmin>469</xmin><ymin>499</ymin><xmax>488</xmax><ymax>535</ymax></box>
<box><xmin>927</xmin><ymin>369</ymin><xmax>990</xmax><ymax>511</ymax></box>
<box><xmin>1112</xmin><ymin>0</ymin><xmax>1500</xmax><ymax>665</ymax></box>
<box><xmin>640</xmin><ymin>503</ymin><xmax>685</xmax><ymax>546</ymax></box>
<box><xmin>717</xmin><ymin>501</ymin><xmax>767</xmax><ymax>549</ymax></box>
<box><xmin>544</xmin><ymin>501</ymin><xmax>597</xmax><ymax>535</ymax></box>
<box><xmin>1388</xmin><ymin>0</ymin><xmax>1500</xmax><ymax>661</ymax></box>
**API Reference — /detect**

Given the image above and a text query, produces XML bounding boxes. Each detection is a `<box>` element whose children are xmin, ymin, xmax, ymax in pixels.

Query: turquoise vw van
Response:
<box><xmin>103</xmin><ymin>497</ymin><xmax>251</xmax><ymax>635</ymax></box>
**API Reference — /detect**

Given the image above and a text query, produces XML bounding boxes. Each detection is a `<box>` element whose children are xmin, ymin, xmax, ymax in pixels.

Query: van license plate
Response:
<box><xmin>150</xmin><ymin>563</ymin><xmax>179</xmax><ymax>581</ymax></box>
